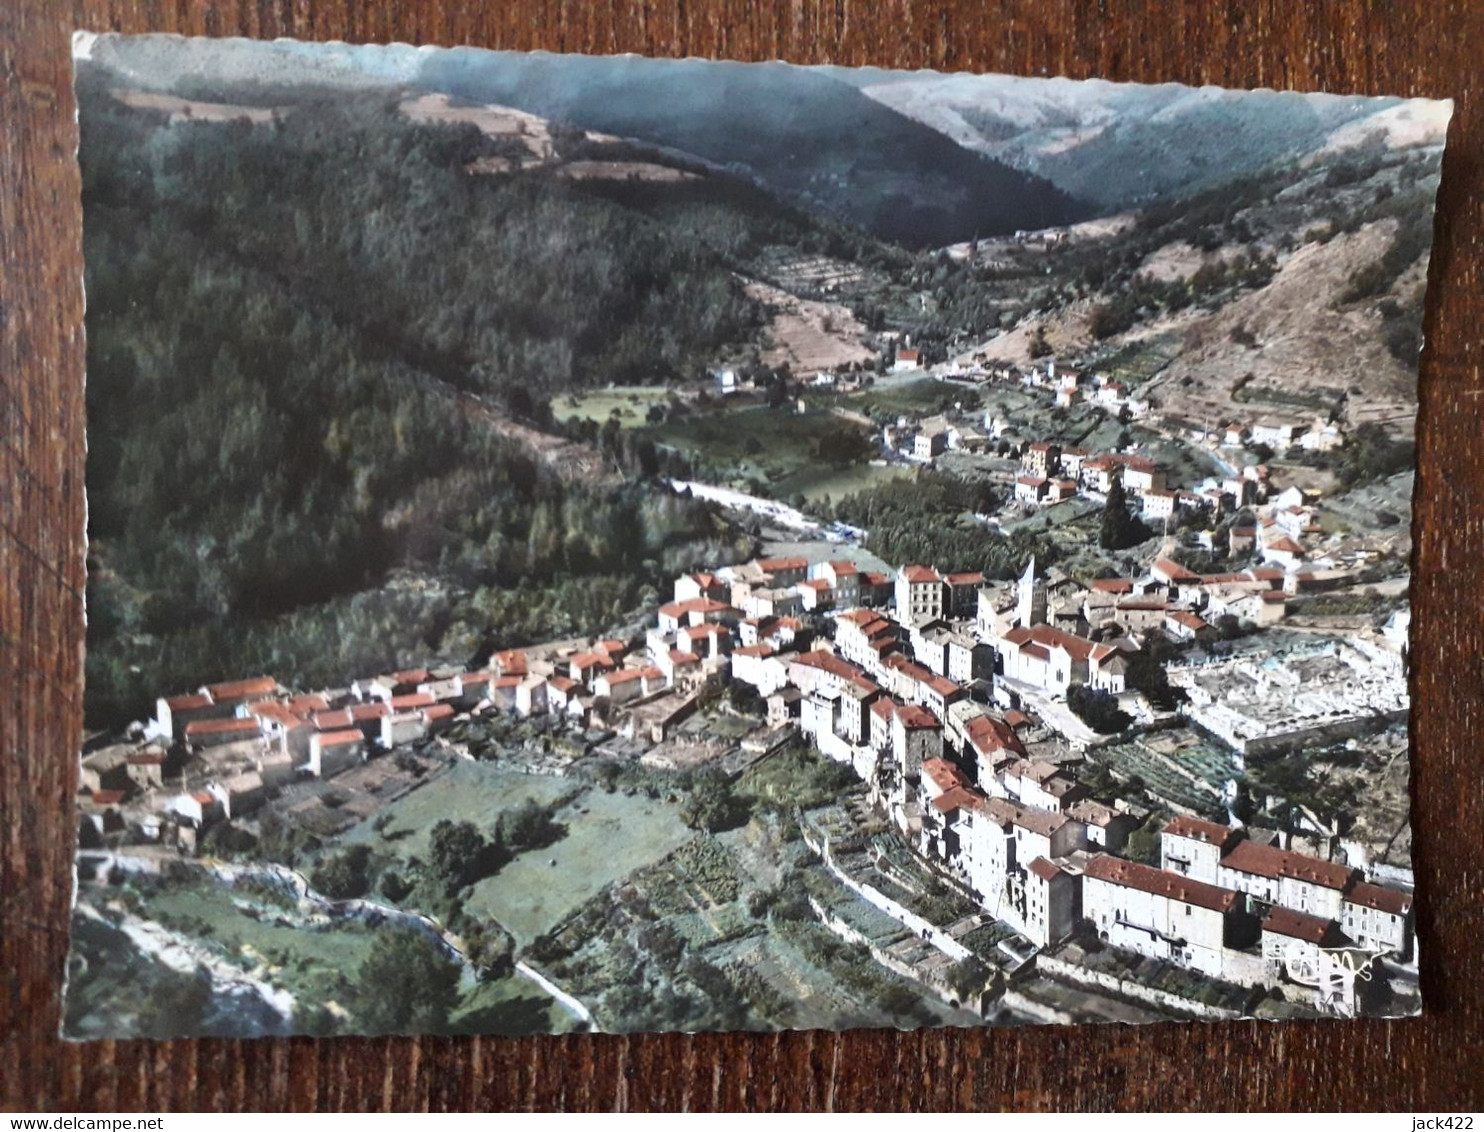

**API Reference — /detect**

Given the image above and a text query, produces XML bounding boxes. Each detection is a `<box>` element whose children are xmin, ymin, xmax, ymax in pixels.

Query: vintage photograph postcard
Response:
<box><xmin>65</xmin><ymin>32</ymin><xmax>1448</xmax><ymax>1039</ymax></box>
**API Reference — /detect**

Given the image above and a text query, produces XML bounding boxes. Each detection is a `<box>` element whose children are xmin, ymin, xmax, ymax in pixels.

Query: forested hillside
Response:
<box><xmin>414</xmin><ymin>52</ymin><xmax>1088</xmax><ymax>247</ymax></box>
<box><xmin>78</xmin><ymin>66</ymin><xmax>772</xmax><ymax>728</ymax></box>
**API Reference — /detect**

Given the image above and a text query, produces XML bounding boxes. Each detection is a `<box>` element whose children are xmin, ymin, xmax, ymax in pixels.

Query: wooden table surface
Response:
<box><xmin>3</xmin><ymin>0</ymin><xmax>1482</xmax><ymax>1112</ymax></box>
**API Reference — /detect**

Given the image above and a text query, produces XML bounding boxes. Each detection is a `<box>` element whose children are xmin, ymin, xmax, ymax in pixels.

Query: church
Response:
<box><xmin>987</xmin><ymin>559</ymin><xmax>1133</xmax><ymax>696</ymax></box>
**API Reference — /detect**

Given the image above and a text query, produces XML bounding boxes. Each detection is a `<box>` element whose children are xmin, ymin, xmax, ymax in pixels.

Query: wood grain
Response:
<box><xmin>3</xmin><ymin>0</ymin><xmax>1481</xmax><ymax>1112</ymax></box>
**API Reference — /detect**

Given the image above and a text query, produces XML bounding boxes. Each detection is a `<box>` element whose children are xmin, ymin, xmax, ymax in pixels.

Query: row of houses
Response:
<box><xmin>723</xmin><ymin>549</ymin><xmax>1418</xmax><ymax>1014</ymax></box>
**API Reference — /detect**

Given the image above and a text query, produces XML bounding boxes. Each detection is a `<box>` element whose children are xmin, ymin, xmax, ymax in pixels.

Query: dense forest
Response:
<box><xmin>78</xmin><ymin>68</ymin><xmax>766</xmax><ymax>728</ymax></box>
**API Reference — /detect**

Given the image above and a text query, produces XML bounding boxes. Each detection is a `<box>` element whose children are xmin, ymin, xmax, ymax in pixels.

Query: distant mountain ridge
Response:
<box><xmin>837</xmin><ymin>68</ymin><xmax>1426</xmax><ymax>212</ymax></box>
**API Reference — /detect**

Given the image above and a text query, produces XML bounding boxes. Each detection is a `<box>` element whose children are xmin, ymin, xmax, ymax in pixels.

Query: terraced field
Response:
<box><xmin>1093</xmin><ymin>730</ymin><xmax>1236</xmax><ymax>818</ymax></box>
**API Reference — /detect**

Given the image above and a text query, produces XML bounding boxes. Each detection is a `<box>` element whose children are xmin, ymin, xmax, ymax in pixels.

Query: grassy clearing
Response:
<box><xmin>463</xmin><ymin>782</ymin><xmax>695</xmax><ymax>944</ymax></box>
<box><xmin>552</xmin><ymin>386</ymin><xmax>676</xmax><ymax>430</ymax></box>
<box><xmin>645</xmin><ymin>405</ymin><xmax>873</xmax><ymax>487</ymax></box>
<box><xmin>338</xmin><ymin>760</ymin><xmax>571</xmax><ymax>861</ymax></box>
<box><xmin>847</xmin><ymin>378</ymin><xmax>965</xmax><ymax>419</ymax></box>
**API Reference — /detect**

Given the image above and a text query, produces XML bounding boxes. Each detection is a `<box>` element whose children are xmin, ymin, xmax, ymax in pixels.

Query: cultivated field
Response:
<box><xmin>743</xmin><ymin>278</ymin><xmax>877</xmax><ymax>376</ymax></box>
<box><xmin>463</xmin><ymin>779</ymin><xmax>695</xmax><ymax>944</ymax></box>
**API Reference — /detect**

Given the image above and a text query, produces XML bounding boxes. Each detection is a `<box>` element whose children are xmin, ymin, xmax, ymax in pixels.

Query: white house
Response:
<box><xmin>1082</xmin><ymin>855</ymin><xmax>1244</xmax><ymax>979</ymax></box>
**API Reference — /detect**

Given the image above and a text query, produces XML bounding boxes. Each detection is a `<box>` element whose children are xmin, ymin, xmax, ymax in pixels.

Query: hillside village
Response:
<box><xmin>80</xmin><ymin>358</ymin><xmax>1416</xmax><ymax>1023</ymax></box>
<box><xmin>67</xmin><ymin>42</ymin><xmax>1438</xmax><ymax>1037</ymax></box>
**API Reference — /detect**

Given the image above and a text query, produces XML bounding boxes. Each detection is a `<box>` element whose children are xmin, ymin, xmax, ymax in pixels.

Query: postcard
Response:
<box><xmin>64</xmin><ymin>32</ymin><xmax>1447</xmax><ymax>1039</ymax></box>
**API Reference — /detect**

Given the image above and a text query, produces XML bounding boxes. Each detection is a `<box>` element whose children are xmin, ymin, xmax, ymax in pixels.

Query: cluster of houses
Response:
<box><xmin>79</xmin><ymin>529</ymin><xmax>1413</xmax><ymax>1015</ymax></box>
<box><xmin>885</xmin><ymin>412</ymin><xmax>994</xmax><ymax>463</ymax></box>
<box><xmin>1217</xmin><ymin>417</ymin><xmax>1345</xmax><ymax>455</ymax></box>
<box><xmin>655</xmin><ymin>550</ymin><xmax>1413</xmax><ymax>1014</ymax></box>
<box><xmin>1011</xmin><ymin>429</ymin><xmax>1341</xmax><ymax>588</ymax></box>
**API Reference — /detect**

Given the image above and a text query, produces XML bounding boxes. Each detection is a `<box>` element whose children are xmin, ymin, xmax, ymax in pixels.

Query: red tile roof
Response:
<box><xmin>757</xmin><ymin>556</ymin><xmax>808</xmax><ymax>573</ymax></box>
<box><xmin>944</xmin><ymin>571</ymin><xmax>985</xmax><ymax>586</ymax></box>
<box><xmin>1263</xmin><ymin>907</ymin><xmax>1346</xmax><ymax>946</ymax></box>
<box><xmin>899</xmin><ymin>565</ymin><xmax>942</xmax><ymax>584</ymax></box>
<box><xmin>921</xmin><ymin>758</ymin><xmax>970</xmax><ymax>793</ymax></box>
<box><xmin>1220</xmin><ymin>839</ymin><xmax>1356</xmax><ymax>891</ymax></box>
<box><xmin>1028</xmin><ymin>857</ymin><xmax>1063</xmax><ymax>882</ymax></box>
<box><xmin>922</xmin><ymin>674</ymin><xmax>961</xmax><ymax>698</ymax></box>
<box><xmin>316</xmin><ymin>729</ymin><xmax>363</xmax><ymax>748</ymax></box>
<box><xmin>424</xmin><ymin>703</ymin><xmax>455</xmax><ymax>722</ymax></box>
<box><xmin>312</xmin><ymin>709</ymin><xmax>354</xmax><ymax>731</ymax></box>
<box><xmin>1152</xmin><ymin>558</ymin><xmax>1200</xmax><ymax>582</ymax></box>
<box><xmin>658</xmin><ymin>597</ymin><xmax>733</xmax><ymax>619</ymax></box>
<box><xmin>571</xmin><ymin>652</ymin><xmax>618</xmax><ymax>671</ymax></box>
<box><xmin>548</xmin><ymin>676</ymin><xmax>577</xmax><ymax>693</ymax></box>
<box><xmin>733</xmin><ymin>643</ymin><xmax>775</xmax><ymax>658</ymax></box>
<box><xmin>203</xmin><ymin>676</ymin><xmax>276</xmax><ymax>702</ymax></box>
<box><xmin>826</xmin><ymin>560</ymin><xmax>859</xmax><ymax>576</ymax></box>
<box><xmin>392</xmin><ymin>668</ymin><xmax>431</xmax><ymax>685</ymax></box>
<box><xmin>895</xmin><ymin>704</ymin><xmax>941</xmax><ymax>730</ymax></box>
<box><xmin>1089</xmin><ymin>578</ymin><xmax>1134</xmax><ymax>594</ymax></box>
<box><xmin>89</xmin><ymin>789</ymin><xmax>126</xmax><ymax>806</ymax></box>
<box><xmin>1164</xmin><ymin>815</ymin><xmax>1239</xmax><ymax>847</ymax></box>
<box><xmin>126</xmin><ymin>752</ymin><xmax>165</xmax><ymax>765</ymax></box>
<box><xmin>964</xmin><ymin>713</ymin><xmax>1024</xmax><ymax>757</ymax></box>
<box><xmin>684</xmin><ymin>622</ymin><xmax>730</xmax><ymax>637</ymax></box>
<box><xmin>284</xmin><ymin>694</ymin><xmax>330</xmax><ymax>716</ymax></box>
<box><xmin>493</xmin><ymin>649</ymin><xmax>529</xmax><ymax>675</ymax></box>
<box><xmin>1345</xmin><ymin>881</ymin><xmax>1413</xmax><ymax>916</ymax></box>
<box><xmin>793</xmin><ymin>650</ymin><xmax>868</xmax><ymax>682</ymax></box>
<box><xmin>602</xmin><ymin>668</ymin><xmax>646</xmax><ymax>685</ymax></box>
<box><xmin>184</xmin><ymin>717</ymin><xmax>259</xmax><ymax>738</ymax></box>
<box><xmin>668</xmin><ymin>649</ymin><xmax>700</xmax><ymax>665</ymax></box>
<box><xmin>1117</xmin><ymin>598</ymin><xmax>1169</xmax><ymax>612</ymax></box>
<box><xmin>247</xmin><ymin>700</ymin><xmax>300</xmax><ymax>726</ymax></box>
<box><xmin>1000</xmin><ymin>623</ymin><xmax>1107</xmax><ymax>664</ymax></box>
<box><xmin>1084</xmin><ymin>855</ymin><xmax>1239</xmax><ymax>913</ymax></box>
<box><xmin>932</xmin><ymin>786</ymin><xmax>979</xmax><ymax>814</ymax></box>
<box><xmin>390</xmin><ymin>692</ymin><xmax>436</xmax><ymax>710</ymax></box>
